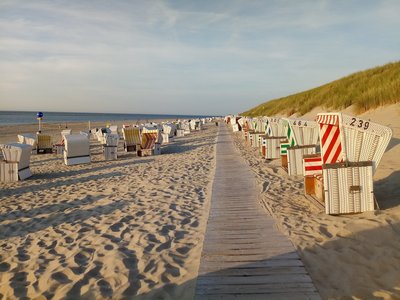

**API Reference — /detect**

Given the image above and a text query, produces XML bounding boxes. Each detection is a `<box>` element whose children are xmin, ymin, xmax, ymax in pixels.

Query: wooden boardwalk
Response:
<box><xmin>195</xmin><ymin>124</ymin><xmax>320</xmax><ymax>300</ymax></box>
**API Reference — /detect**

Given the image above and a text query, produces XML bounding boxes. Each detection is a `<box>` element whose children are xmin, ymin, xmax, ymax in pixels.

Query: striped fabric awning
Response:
<box><xmin>280</xmin><ymin>142</ymin><xmax>290</xmax><ymax>155</ymax></box>
<box><xmin>317</xmin><ymin>114</ymin><xmax>343</xmax><ymax>164</ymax></box>
<box><xmin>303</xmin><ymin>156</ymin><xmax>323</xmax><ymax>176</ymax></box>
<box><xmin>284</xmin><ymin>121</ymin><xmax>296</xmax><ymax>147</ymax></box>
<box><xmin>123</xmin><ymin>127</ymin><xmax>141</xmax><ymax>145</ymax></box>
<box><xmin>316</xmin><ymin>114</ymin><xmax>339</xmax><ymax>126</ymax></box>
<box><xmin>141</xmin><ymin>133</ymin><xmax>157</xmax><ymax>150</ymax></box>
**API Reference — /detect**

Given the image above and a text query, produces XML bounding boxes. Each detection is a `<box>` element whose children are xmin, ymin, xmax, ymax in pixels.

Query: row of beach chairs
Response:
<box><xmin>225</xmin><ymin>113</ymin><xmax>392</xmax><ymax>215</ymax></box>
<box><xmin>0</xmin><ymin>118</ymin><xmax>212</xmax><ymax>183</ymax></box>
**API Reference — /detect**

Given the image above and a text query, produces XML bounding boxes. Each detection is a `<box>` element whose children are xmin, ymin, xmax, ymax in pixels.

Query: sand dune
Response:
<box><xmin>0</xmin><ymin>125</ymin><xmax>217</xmax><ymax>299</ymax></box>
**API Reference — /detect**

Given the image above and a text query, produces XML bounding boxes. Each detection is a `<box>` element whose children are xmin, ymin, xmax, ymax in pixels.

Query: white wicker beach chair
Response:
<box><xmin>0</xmin><ymin>143</ymin><xmax>33</xmax><ymax>181</ymax></box>
<box><xmin>63</xmin><ymin>134</ymin><xmax>91</xmax><ymax>165</ymax></box>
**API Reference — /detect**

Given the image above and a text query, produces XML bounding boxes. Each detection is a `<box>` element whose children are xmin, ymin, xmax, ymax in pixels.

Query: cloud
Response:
<box><xmin>0</xmin><ymin>0</ymin><xmax>399</xmax><ymax>115</ymax></box>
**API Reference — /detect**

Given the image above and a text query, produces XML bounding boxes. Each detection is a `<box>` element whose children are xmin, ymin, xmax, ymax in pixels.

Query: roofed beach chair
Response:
<box><xmin>138</xmin><ymin>131</ymin><xmax>159</xmax><ymax>156</ymax></box>
<box><xmin>122</xmin><ymin>127</ymin><xmax>141</xmax><ymax>152</ymax></box>
<box><xmin>18</xmin><ymin>133</ymin><xmax>37</xmax><ymax>150</ymax></box>
<box><xmin>182</xmin><ymin>122</ymin><xmax>191</xmax><ymax>135</ymax></box>
<box><xmin>63</xmin><ymin>134</ymin><xmax>91</xmax><ymax>165</ymax></box>
<box><xmin>162</xmin><ymin>123</ymin><xmax>176</xmax><ymax>143</ymax></box>
<box><xmin>283</xmin><ymin>118</ymin><xmax>320</xmax><ymax>176</ymax></box>
<box><xmin>0</xmin><ymin>143</ymin><xmax>33</xmax><ymax>182</ymax></box>
<box><xmin>100</xmin><ymin>133</ymin><xmax>119</xmax><ymax>160</ymax></box>
<box><xmin>96</xmin><ymin>128</ymin><xmax>111</xmax><ymax>142</ymax></box>
<box><xmin>163</xmin><ymin>123</ymin><xmax>177</xmax><ymax>138</ymax></box>
<box><xmin>263</xmin><ymin>117</ymin><xmax>287</xmax><ymax>160</ymax></box>
<box><xmin>141</xmin><ymin>127</ymin><xmax>161</xmax><ymax>154</ymax></box>
<box><xmin>36</xmin><ymin>134</ymin><xmax>53</xmax><ymax>154</ymax></box>
<box><xmin>307</xmin><ymin>113</ymin><xmax>392</xmax><ymax>214</ymax></box>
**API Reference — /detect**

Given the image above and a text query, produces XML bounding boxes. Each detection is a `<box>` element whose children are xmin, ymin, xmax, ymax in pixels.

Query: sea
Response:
<box><xmin>0</xmin><ymin>111</ymin><xmax>215</xmax><ymax>125</ymax></box>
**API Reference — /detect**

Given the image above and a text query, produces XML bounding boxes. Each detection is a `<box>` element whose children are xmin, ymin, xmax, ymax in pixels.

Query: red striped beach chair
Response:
<box><xmin>138</xmin><ymin>131</ymin><xmax>160</xmax><ymax>157</ymax></box>
<box><xmin>311</xmin><ymin>113</ymin><xmax>392</xmax><ymax>214</ymax></box>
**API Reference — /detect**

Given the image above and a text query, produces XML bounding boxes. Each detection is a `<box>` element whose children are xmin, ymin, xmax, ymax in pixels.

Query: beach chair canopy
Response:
<box><xmin>163</xmin><ymin>123</ymin><xmax>176</xmax><ymax>137</ymax></box>
<box><xmin>18</xmin><ymin>133</ymin><xmax>37</xmax><ymax>148</ymax></box>
<box><xmin>316</xmin><ymin>112</ymin><xmax>392</xmax><ymax>173</ymax></box>
<box><xmin>141</xmin><ymin>132</ymin><xmax>157</xmax><ymax>150</ymax></box>
<box><xmin>100</xmin><ymin>133</ymin><xmax>119</xmax><ymax>146</ymax></box>
<box><xmin>64</xmin><ymin>134</ymin><xmax>90</xmax><ymax>158</ymax></box>
<box><xmin>284</xmin><ymin>118</ymin><xmax>319</xmax><ymax>146</ymax></box>
<box><xmin>266</xmin><ymin>117</ymin><xmax>285</xmax><ymax>137</ymax></box>
<box><xmin>122</xmin><ymin>127</ymin><xmax>141</xmax><ymax>146</ymax></box>
<box><xmin>1</xmin><ymin>143</ymin><xmax>32</xmax><ymax>171</ymax></box>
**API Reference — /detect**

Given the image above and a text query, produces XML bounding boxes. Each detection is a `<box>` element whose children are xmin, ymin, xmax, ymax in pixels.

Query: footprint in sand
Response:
<box><xmin>10</xmin><ymin>271</ymin><xmax>29</xmax><ymax>299</ymax></box>
<box><xmin>144</xmin><ymin>259</ymin><xmax>156</xmax><ymax>273</ymax></box>
<box><xmin>0</xmin><ymin>262</ymin><xmax>10</xmax><ymax>272</ymax></box>
<box><xmin>135</xmin><ymin>211</ymin><xmax>145</xmax><ymax>217</ymax></box>
<box><xmin>109</xmin><ymin>222</ymin><xmax>124</xmax><ymax>232</ymax></box>
<box><xmin>156</xmin><ymin>240</ymin><xmax>172</xmax><ymax>252</ymax></box>
<box><xmin>174</xmin><ymin>230</ymin><xmax>188</xmax><ymax>240</ymax></box>
<box><xmin>161</xmin><ymin>225</ymin><xmax>176</xmax><ymax>235</ymax></box>
<box><xmin>97</xmin><ymin>279</ymin><xmax>113</xmax><ymax>298</ymax></box>
<box><xmin>176</xmin><ymin>246</ymin><xmax>191</xmax><ymax>255</ymax></box>
<box><xmin>17</xmin><ymin>246</ymin><xmax>30</xmax><ymax>262</ymax></box>
<box><xmin>65</xmin><ymin>236</ymin><xmax>74</xmax><ymax>244</ymax></box>
<box><xmin>51</xmin><ymin>271</ymin><xmax>72</xmax><ymax>284</ymax></box>
<box><xmin>147</xmin><ymin>234</ymin><xmax>160</xmax><ymax>243</ymax></box>
<box><xmin>180</xmin><ymin>218</ymin><xmax>191</xmax><ymax>225</ymax></box>
<box><xmin>165</xmin><ymin>263</ymin><xmax>180</xmax><ymax>277</ymax></box>
<box><xmin>190</xmin><ymin>220</ymin><xmax>199</xmax><ymax>228</ymax></box>
<box><xmin>144</xmin><ymin>243</ymin><xmax>155</xmax><ymax>253</ymax></box>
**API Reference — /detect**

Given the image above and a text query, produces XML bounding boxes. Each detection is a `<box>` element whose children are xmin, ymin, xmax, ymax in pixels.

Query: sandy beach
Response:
<box><xmin>0</xmin><ymin>123</ymin><xmax>217</xmax><ymax>299</ymax></box>
<box><xmin>0</xmin><ymin>104</ymin><xmax>399</xmax><ymax>299</ymax></box>
<box><xmin>231</xmin><ymin>104</ymin><xmax>400</xmax><ymax>299</ymax></box>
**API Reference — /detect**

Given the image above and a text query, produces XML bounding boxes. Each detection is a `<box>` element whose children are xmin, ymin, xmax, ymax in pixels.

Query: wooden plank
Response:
<box><xmin>198</xmin><ymin>259</ymin><xmax>305</xmax><ymax>272</ymax></box>
<box><xmin>197</xmin><ymin>266</ymin><xmax>309</xmax><ymax>276</ymax></box>
<box><xmin>196</xmin><ymin>274</ymin><xmax>313</xmax><ymax>285</ymax></box>
<box><xmin>195</xmin><ymin>291</ymin><xmax>320</xmax><ymax>300</ymax></box>
<box><xmin>195</xmin><ymin>124</ymin><xmax>320</xmax><ymax>300</ymax></box>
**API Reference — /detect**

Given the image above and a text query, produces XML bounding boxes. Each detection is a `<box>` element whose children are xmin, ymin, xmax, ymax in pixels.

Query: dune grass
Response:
<box><xmin>242</xmin><ymin>61</ymin><xmax>400</xmax><ymax>117</ymax></box>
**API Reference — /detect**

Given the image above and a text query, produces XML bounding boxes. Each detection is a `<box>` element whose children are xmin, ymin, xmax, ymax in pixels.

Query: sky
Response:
<box><xmin>0</xmin><ymin>0</ymin><xmax>399</xmax><ymax>116</ymax></box>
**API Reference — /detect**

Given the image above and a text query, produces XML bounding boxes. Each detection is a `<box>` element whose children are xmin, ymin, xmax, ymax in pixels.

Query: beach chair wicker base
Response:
<box><xmin>19</xmin><ymin>167</ymin><xmax>32</xmax><ymax>180</ymax></box>
<box><xmin>0</xmin><ymin>162</ymin><xmax>18</xmax><ymax>182</ymax></box>
<box><xmin>64</xmin><ymin>155</ymin><xmax>91</xmax><ymax>166</ymax></box>
<box><xmin>323</xmin><ymin>161</ymin><xmax>374</xmax><ymax>215</ymax></box>
<box><xmin>104</xmin><ymin>146</ymin><xmax>118</xmax><ymax>160</ymax></box>
<box><xmin>137</xmin><ymin>149</ymin><xmax>153</xmax><ymax>157</ymax></box>
<box><xmin>176</xmin><ymin>129</ymin><xmax>185</xmax><ymax>137</ymax></box>
<box><xmin>153</xmin><ymin>143</ymin><xmax>161</xmax><ymax>155</ymax></box>
<box><xmin>54</xmin><ymin>145</ymin><xmax>65</xmax><ymax>155</ymax></box>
